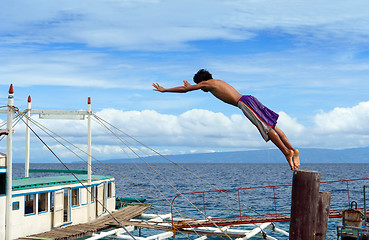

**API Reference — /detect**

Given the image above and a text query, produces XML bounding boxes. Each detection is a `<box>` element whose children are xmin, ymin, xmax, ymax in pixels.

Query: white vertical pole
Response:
<box><xmin>25</xmin><ymin>96</ymin><xmax>31</xmax><ymax>178</ymax></box>
<box><xmin>5</xmin><ymin>84</ymin><xmax>14</xmax><ymax>240</ymax></box>
<box><xmin>87</xmin><ymin>97</ymin><xmax>92</xmax><ymax>222</ymax></box>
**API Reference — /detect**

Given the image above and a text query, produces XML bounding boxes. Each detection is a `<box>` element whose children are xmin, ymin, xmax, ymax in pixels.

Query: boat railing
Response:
<box><xmin>170</xmin><ymin>177</ymin><xmax>369</xmax><ymax>228</ymax></box>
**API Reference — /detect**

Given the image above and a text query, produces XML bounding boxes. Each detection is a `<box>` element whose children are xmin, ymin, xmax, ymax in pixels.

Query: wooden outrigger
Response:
<box><xmin>16</xmin><ymin>204</ymin><xmax>151</xmax><ymax>240</ymax></box>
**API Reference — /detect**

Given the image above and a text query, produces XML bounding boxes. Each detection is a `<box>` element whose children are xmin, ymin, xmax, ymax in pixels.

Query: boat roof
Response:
<box><xmin>12</xmin><ymin>174</ymin><xmax>113</xmax><ymax>191</ymax></box>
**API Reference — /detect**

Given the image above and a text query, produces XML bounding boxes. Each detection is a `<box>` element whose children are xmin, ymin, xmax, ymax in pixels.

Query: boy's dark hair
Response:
<box><xmin>193</xmin><ymin>69</ymin><xmax>213</xmax><ymax>84</ymax></box>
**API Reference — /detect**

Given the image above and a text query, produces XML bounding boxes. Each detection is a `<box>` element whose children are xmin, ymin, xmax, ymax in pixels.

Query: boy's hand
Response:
<box><xmin>183</xmin><ymin>80</ymin><xmax>192</xmax><ymax>89</ymax></box>
<box><xmin>152</xmin><ymin>83</ymin><xmax>165</xmax><ymax>92</ymax></box>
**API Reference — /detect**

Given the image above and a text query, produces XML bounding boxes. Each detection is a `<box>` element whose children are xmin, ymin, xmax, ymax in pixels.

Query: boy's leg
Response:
<box><xmin>273</xmin><ymin>126</ymin><xmax>300</xmax><ymax>169</ymax></box>
<box><xmin>268</xmin><ymin>128</ymin><xmax>294</xmax><ymax>170</ymax></box>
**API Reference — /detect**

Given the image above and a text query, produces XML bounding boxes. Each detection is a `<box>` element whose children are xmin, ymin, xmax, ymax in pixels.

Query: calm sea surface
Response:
<box><xmin>13</xmin><ymin>163</ymin><xmax>369</xmax><ymax>239</ymax></box>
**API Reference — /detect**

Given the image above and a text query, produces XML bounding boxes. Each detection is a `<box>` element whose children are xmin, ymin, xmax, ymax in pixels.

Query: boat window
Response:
<box><xmin>0</xmin><ymin>173</ymin><xmax>5</xmax><ymax>195</ymax></box>
<box><xmin>63</xmin><ymin>189</ymin><xmax>70</xmax><ymax>223</ymax></box>
<box><xmin>71</xmin><ymin>188</ymin><xmax>79</xmax><ymax>206</ymax></box>
<box><xmin>25</xmin><ymin>194</ymin><xmax>36</xmax><ymax>215</ymax></box>
<box><xmin>107</xmin><ymin>182</ymin><xmax>112</xmax><ymax>198</ymax></box>
<box><xmin>90</xmin><ymin>186</ymin><xmax>96</xmax><ymax>202</ymax></box>
<box><xmin>38</xmin><ymin>192</ymin><xmax>48</xmax><ymax>213</ymax></box>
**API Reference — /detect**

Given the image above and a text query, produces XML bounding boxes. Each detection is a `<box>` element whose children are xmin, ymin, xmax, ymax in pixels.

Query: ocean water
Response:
<box><xmin>13</xmin><ymin>163</ymin><xmax>369</xmax><ymax>239</ymax></box>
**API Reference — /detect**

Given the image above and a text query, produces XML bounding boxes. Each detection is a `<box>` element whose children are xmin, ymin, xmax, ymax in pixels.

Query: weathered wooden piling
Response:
<box><xmin>289</xmin><ymin>170</ymin><xmax>331</xmax><ymax>240</ymax></box>
<box><xmin>315</xmin><ymin>191</ymin><xmax>331</xmax><ymax>240</ymax></box>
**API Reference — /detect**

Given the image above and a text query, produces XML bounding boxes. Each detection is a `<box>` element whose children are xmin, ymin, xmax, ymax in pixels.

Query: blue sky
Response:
<box><xmin>1</xmin><ymin>0</ymin><xmax>369</xmax><ymax>162</ymax></box>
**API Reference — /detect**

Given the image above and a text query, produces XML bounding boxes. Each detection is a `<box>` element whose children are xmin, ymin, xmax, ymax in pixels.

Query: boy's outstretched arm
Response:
<box><xmin>152</xmin><ymin>81</ymin><xmax>201</xmax><ymax>93</ymax></box>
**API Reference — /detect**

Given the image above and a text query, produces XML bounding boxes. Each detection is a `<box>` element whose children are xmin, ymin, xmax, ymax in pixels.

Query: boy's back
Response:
<box><xmin>187</xmin><ymin>79</ymin><xmax>243</xmax><ymax>106</ymax></box>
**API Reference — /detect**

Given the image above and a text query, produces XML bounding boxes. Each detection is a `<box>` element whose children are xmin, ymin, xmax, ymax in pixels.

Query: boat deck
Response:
<box><xmin>17</xmin><ymin>204</ymin><xmax>151</xmax><ymax>240</ymax></box>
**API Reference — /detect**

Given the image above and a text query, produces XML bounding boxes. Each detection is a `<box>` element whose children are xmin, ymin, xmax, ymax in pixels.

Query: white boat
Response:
<box><xmin>0</xmin><ymin>85</ymin><xmax>116</xmax><ymax>239</ymax></box>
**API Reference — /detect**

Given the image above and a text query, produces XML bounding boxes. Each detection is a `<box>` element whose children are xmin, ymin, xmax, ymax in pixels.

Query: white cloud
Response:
<box><xmin>2</xmin><ymin>101</ymin><xmax>369</xmax><ymax>161</ymax></box>
<box><xmin>314</xmin><ymin>101</ymin><xmax>369</xmax><ymax>135</ymax></box>
<box><xmin>98</xmin><ymin>108</ymin><xmax>182</xmax><ymax>137</ymax></box>
<box><xmin>80</xmin><ymin>101</ymin><xmax>369</xmax><ymax>150</ymax></box>
<box><xmin>97</xmin><ymin>102</ymin><xmax>369</xmax><ymax>151</ymax></box>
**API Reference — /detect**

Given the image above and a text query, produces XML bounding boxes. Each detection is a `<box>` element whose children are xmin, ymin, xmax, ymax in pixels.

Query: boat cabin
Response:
<box><xmin>0</xmin><ymin>164</ymin><xmax>115</xmax><ymax>239</ymax></box>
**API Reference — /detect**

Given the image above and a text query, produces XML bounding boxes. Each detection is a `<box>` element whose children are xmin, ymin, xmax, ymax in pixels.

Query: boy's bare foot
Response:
<box><xmin>293</xmin><ymin>149</ymin><xmax>300</xmax><ymax>170</ymax></box>
<box><xmin>285</xmin><ymin>150</ymin><xmax>294</xmax><ymax>170</ymax></box>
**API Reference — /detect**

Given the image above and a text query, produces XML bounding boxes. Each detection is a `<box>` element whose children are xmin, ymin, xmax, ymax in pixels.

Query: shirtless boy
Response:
<box><xmin>152</xmin><ymin>69</ymin><xmax>300</xmax><ymax>170</ymax></box>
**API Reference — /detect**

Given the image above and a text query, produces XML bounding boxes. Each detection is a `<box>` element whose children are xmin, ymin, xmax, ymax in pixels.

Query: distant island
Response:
<box><xmin>103</xmin><ymin>147</ymin><xmax>369</xmax><ymax>164</ymax></box>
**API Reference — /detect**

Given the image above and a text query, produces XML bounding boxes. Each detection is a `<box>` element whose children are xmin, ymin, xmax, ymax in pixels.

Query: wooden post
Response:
<box><xmin>315</xmin><ymin>192</ymin><xmax>331</xmax><ymax>240</ymax></box>
<box><xmin>289</xmin><ymin>170</ymin><xmax>321</xmax><ymax>240</ymax></box>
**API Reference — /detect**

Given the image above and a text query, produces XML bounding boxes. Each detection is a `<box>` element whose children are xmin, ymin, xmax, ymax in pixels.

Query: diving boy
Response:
<box><xmin>152</xmin><ymin>69</ymin><xmax>300</xmax><ymax>170</ymax></box>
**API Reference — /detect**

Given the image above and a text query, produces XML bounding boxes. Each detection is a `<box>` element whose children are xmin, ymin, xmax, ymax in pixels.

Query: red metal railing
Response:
<box><xmin>170</xmin><ymin>177</ymin><xmax>369</xmax><ymax>228</ymax></box>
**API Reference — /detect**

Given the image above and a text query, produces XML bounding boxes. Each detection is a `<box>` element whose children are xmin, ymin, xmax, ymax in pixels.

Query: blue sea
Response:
<box><xmin>13</xmin><ymin>163</ymin><xmax>369</xmax><ymax>239</ymax></box>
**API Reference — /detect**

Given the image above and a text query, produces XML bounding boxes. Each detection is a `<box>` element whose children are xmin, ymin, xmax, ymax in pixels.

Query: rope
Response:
<box><xmin>91</xmin><ymin>117</ymin><xmax>173</xmax><ymax>207</ymax></box>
